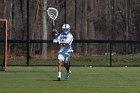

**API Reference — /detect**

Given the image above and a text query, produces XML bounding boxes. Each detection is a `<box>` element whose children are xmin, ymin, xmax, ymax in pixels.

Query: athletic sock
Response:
<box><xmin>58</xmin><ymin>72</ymin><xmax>61</xmax><ymax>77</ymax></box>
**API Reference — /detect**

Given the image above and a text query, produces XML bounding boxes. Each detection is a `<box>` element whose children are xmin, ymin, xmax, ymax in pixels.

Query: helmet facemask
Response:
<box><xmin>62</xmin><ymin>24</ymin><xmax>70</xmax><ymax>34</ymax></box>
<box><xmin>63</xmin><ymin>28</ymin><xmax>70</xmax><ymax>34</ymax></box>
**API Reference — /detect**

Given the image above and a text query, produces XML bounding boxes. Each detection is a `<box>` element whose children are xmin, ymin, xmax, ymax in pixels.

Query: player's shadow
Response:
<box><xmin>36</xmin><ymin>79</ymin><xmax>67</xmax><ymax>82</ymax></box>
<box><xmin>52</xmin><ymin>79</ymin><xmax>67</xmax><ymax>82</ymax></box>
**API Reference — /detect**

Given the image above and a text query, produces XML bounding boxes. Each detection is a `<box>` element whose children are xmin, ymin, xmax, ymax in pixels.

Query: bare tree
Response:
<box><xmin>41</xmin><ymin>0</ymin><xmax>48</xmax><ymax>59</ymax></box>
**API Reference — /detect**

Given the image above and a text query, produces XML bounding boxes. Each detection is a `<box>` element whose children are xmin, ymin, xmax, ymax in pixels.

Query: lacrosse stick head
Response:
<box><xmin>47</xmin><ymin>7</ymin><xmax>58</xmax><ymax>21</ymax></box>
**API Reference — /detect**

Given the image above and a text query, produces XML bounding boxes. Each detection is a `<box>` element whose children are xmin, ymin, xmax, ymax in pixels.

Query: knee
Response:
<box><xmin>58</xmin><ymin>60</ymin><xmax>63</xmax><ymax>64</ymax></box>
<box><xmin>64</xmin><ymin>59</ymin><xmax>70</xmax><ymax>63</ymax></box>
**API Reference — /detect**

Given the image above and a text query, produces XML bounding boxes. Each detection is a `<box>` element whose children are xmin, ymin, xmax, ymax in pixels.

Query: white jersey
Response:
<box><xmin>57</xmin><ymin>32</ymin><xmax>73</xmax><ymax>53</ymax></box>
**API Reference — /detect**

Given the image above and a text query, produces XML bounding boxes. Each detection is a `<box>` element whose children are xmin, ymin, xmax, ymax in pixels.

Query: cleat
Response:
<box><xmin>65</xmin><ymin>70</ymin><xmax>71</xmax><ymax>79</ymax></box>
<box><xmin>57</xmin><ymin>77</ymin><xmax>61</xmax><ymax>81</ymax></box>
<box><xmin>57</xmin><ymin>76</ymin><xmax>61</xmax><ymax>81</ymax></box>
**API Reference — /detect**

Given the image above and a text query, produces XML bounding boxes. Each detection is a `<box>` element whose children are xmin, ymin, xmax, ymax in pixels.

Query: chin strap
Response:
<box><xmin>63</xmin><ymin>31</ymin><xmax>70</xmax><ymax>35</ymax></box>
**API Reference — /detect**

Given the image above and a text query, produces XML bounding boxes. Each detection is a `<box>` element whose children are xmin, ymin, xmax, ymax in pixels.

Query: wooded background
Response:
<box><xmin>0</xmin><ymin>0</ymin><xmax>140</xmax><ymax>58</ymax></box>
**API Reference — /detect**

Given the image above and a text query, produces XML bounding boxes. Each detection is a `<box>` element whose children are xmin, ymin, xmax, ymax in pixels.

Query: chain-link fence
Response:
<box><xmin>5</xmin><ymin>40</ymin><xmax>140</xmax><ymax>67</ymax></box>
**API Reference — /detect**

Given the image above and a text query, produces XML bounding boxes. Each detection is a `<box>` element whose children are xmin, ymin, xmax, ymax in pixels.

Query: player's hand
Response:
<box><xmin>60</xmin><ymin>40</ymin><xmax>67</xmax><ymax>46</ymax></box>
<box><xmin>52</xmin><ymin>29</ymin><xmax>59</xmax><ymax>36</ymax></box>
<box><xmin>53</xmin><ymin>39</ymin><xmax>58</xmax><ymax>43</ymax></box>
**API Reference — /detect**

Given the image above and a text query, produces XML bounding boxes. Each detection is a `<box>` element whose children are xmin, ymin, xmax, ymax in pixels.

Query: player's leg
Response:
<box><xmin>57</xmin><ymin>54</ymin><xmax>64</xmax><ymax>81</ymax></box>
<box><xmin>64</xmin><ymin>53</ymin><xmax>72</xmax><ymax>79</ymax></box>
<box><xmin>64</xmin><ymin>62</ymin><xmax>71</xmax><ymax>79</ymax></box>
<box><xmin>57</xmin><ymin>59</ymin><xmax>63</xmax><ymax>81</ymax></box>
<box><xmin>64</xmin><ymin>62</ymin><xmax>70</xmax><ymax>72</ymax></box>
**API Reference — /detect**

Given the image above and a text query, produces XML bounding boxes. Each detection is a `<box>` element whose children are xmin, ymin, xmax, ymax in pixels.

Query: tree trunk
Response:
<box><xmin>41</xmin><ymin>0</ymin><xmax>48</xmax><ymax>59</ymax></box>
<box><xmin>83</xmin><ymin>0</ymin><xmax>88</xmax><ymax>55</ymax></box>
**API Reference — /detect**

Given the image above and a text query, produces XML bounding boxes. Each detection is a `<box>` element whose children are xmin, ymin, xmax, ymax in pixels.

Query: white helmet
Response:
<box><xmin>62</xmin><ymin>24</ymin><xmax>70</xmax><ymax>30</ymax></box>
<box><xmin>62</xmin><ymin>24</ymin><xmax>70</xmax><ymax>34</ymax></box>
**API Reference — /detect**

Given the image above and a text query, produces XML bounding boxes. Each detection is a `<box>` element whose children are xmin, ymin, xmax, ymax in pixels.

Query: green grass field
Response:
<box><xmin>0</xmin><ymin>67</ymin><xmax>140</xmax><ymax>93</ymax></box>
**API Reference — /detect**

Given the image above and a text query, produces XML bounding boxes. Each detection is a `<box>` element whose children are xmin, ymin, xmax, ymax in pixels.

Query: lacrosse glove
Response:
<box><xmin>52</xmin><ymin>29</ymin><xmax>59</xmax><ymax>36</ymax></box>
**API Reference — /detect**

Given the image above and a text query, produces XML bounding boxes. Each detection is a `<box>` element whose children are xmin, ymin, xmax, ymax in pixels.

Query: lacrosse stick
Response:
<box><xmin>47</xmin><ymin>7</ymin><xmax>59</xmax><ymax>37</ymax></box>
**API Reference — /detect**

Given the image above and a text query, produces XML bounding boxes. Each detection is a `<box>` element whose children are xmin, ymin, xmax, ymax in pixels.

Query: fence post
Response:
<box><xmin>109</xmin><ymin>43</ymin><xmax>112</xmax><ymax>67</ymax></box>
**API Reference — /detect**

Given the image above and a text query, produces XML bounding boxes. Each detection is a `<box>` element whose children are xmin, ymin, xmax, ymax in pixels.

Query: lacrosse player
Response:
<box><xmin>53</xmin><ymin>24</ymin><xmax>73</xmax><ymax>81</ymax></box>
